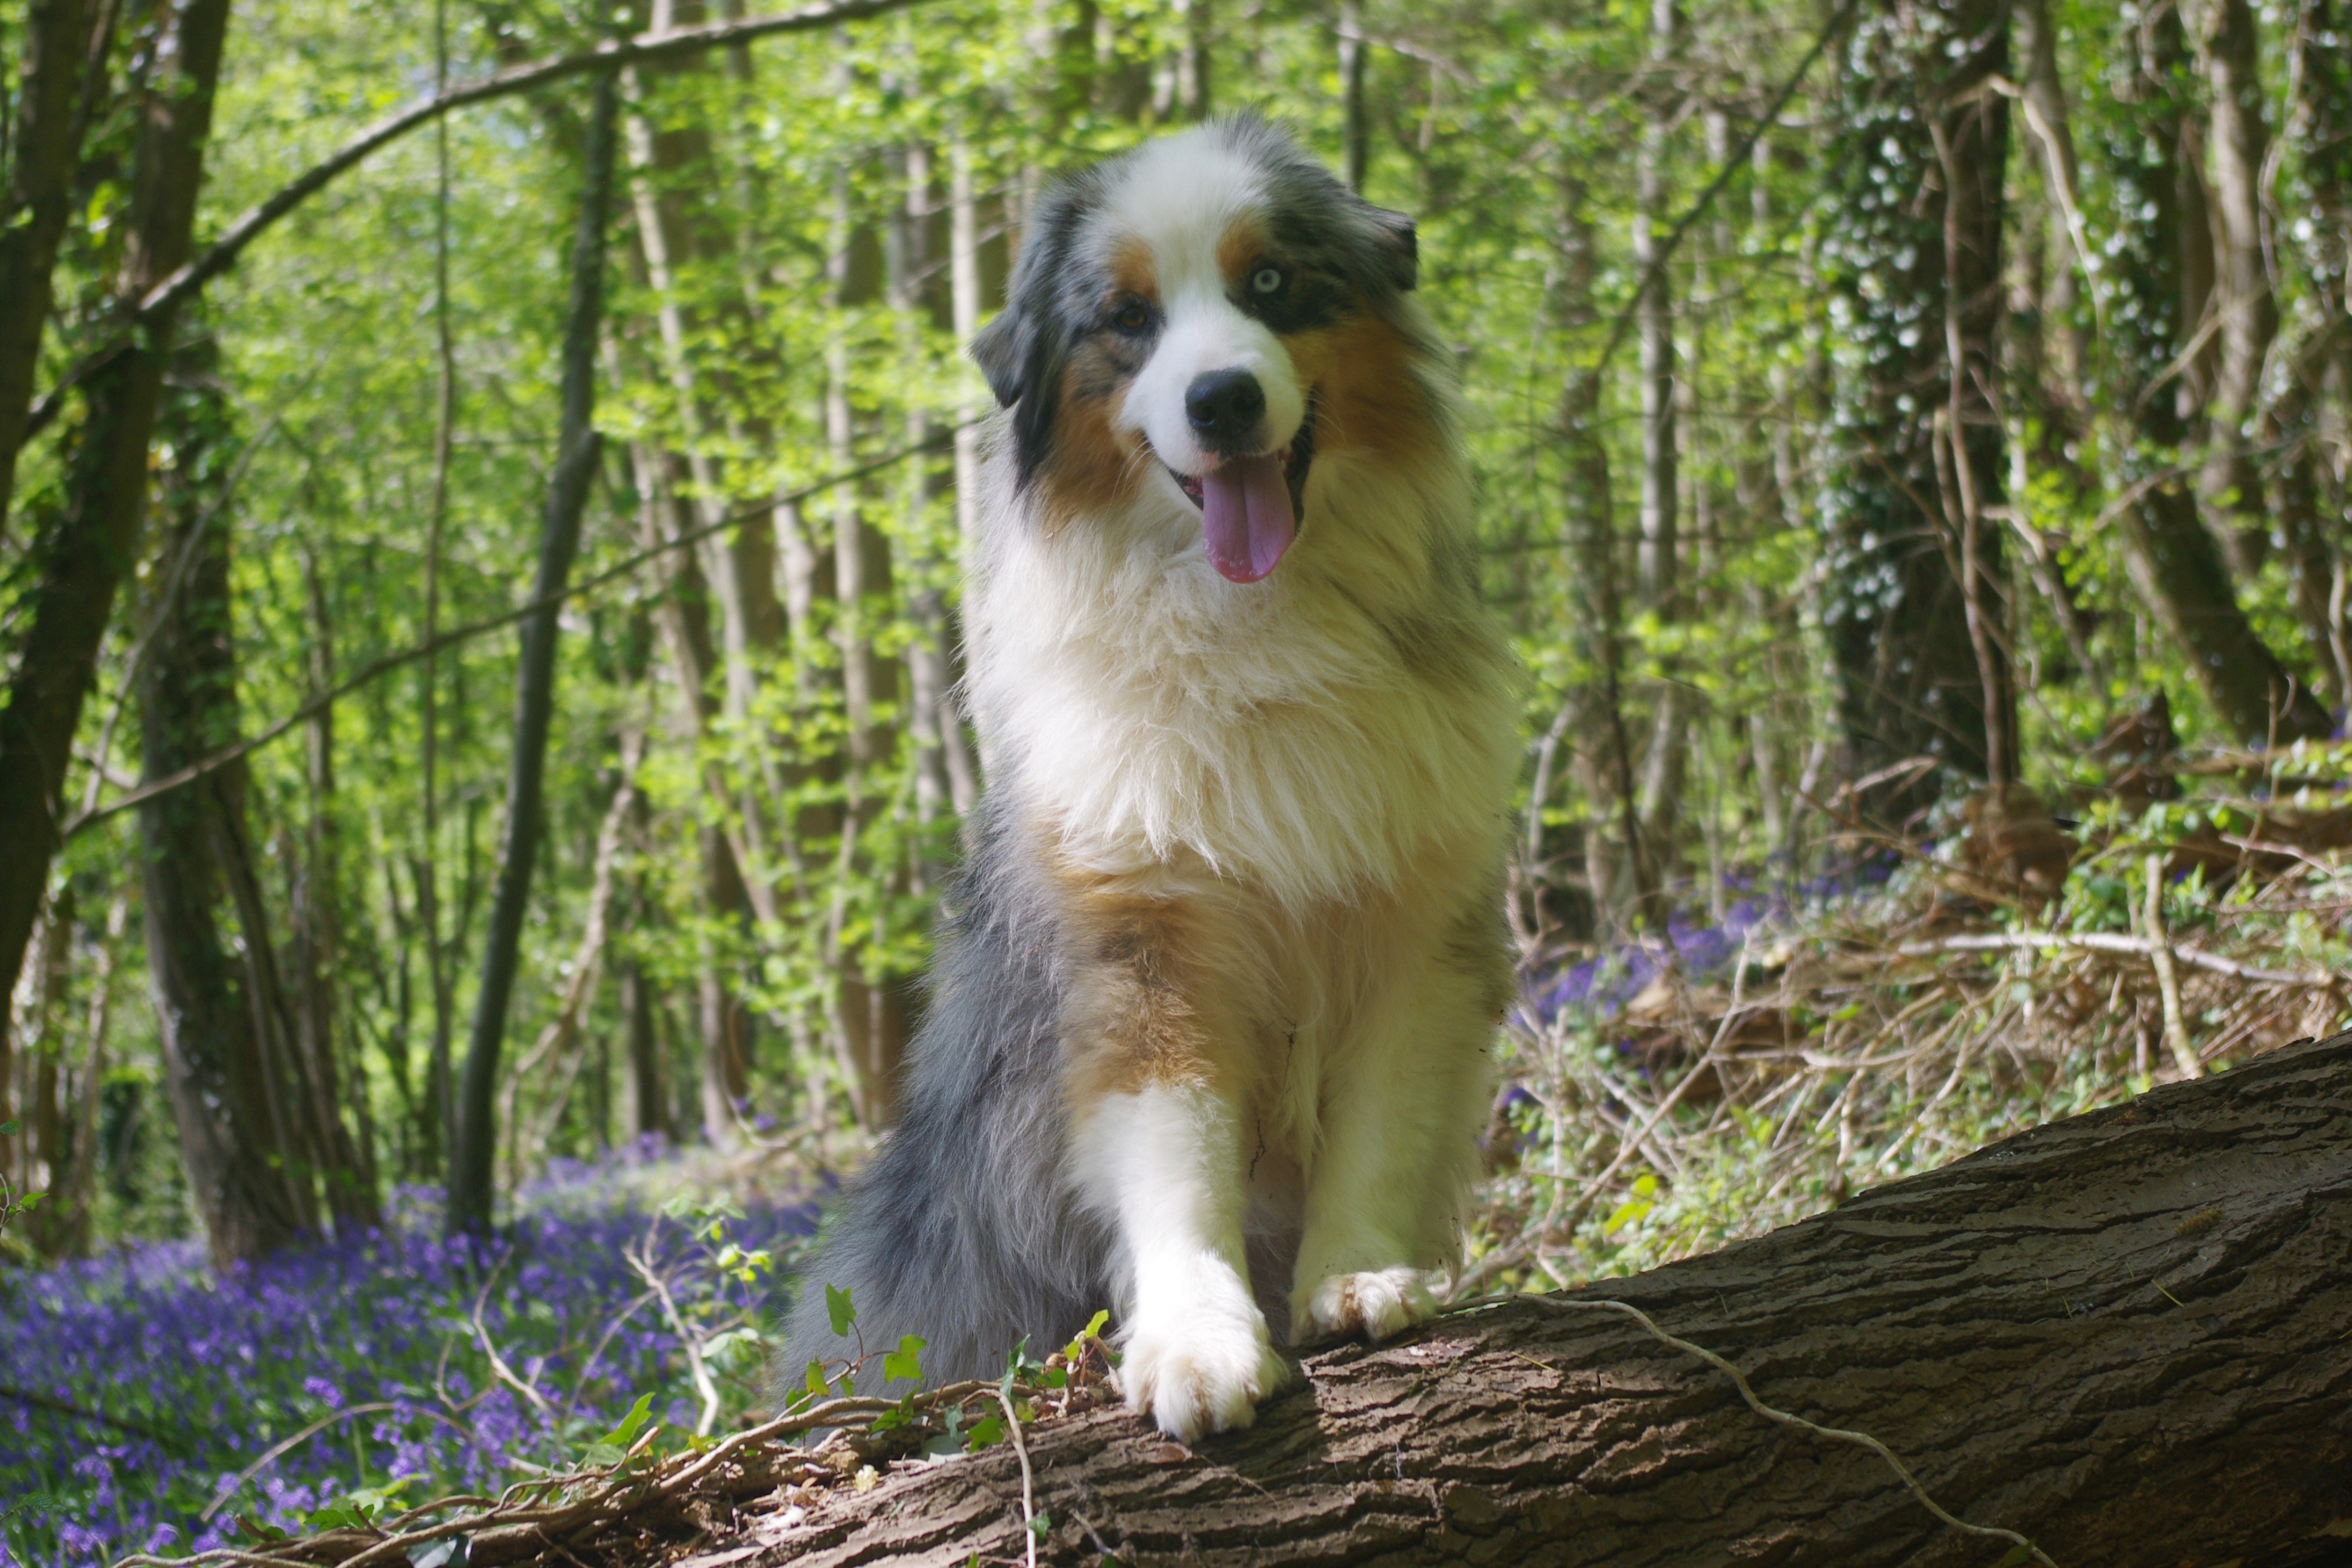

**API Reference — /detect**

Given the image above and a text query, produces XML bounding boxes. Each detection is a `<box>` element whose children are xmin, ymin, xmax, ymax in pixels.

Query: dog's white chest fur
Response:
<box><xmin>965</xmin><ymin>452</ymin><xmax>1518</xmax><ymax>909</ymax></box>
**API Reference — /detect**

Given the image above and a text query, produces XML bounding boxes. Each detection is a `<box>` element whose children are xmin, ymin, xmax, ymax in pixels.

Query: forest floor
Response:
<box><xmin>5</xmin><ymin>748</ymin><xmax>2349</xmax><ymax>1568</ymax></box>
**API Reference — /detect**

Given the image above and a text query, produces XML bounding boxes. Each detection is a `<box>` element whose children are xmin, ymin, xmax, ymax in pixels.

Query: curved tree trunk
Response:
<box><xmin>743</xmin><ymin>1030</ymin><xmax>2352</xmax><ymax>1567</ymax></box>
<box><xmin>447</xmin><ymin>66</ymin><xmax>619</xmax><ymax>1233</ymax></box>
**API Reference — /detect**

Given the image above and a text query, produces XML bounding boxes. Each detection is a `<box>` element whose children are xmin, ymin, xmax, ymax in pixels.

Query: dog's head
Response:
<box><xmin>972</xmin><ymin>115</ymin><xmax>1424</xmax><ymax>584</ymax></box>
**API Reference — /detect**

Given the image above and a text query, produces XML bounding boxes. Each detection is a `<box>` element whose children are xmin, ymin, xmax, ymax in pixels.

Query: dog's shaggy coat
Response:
<box><xmin>782</xmin><ymin>116</ymin><xmax>1521</xmax><ymax>1441</ymax></box>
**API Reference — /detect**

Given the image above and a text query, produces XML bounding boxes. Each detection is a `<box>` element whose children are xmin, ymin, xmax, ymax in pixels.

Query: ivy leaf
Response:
<box><xmin>964</xmin><ymin>1413</ymin><xmax>1004</xmax><ymax>1451</ymax></box>
<box><xmin>882</xmin><ymin>1334</ymin><xmax>926</xmax><ymax>1385</ymax></box>
<box><xmin>825</xmin><ymin>1283</ymin><xmax>856</xmax><ymax>1337</ymax></box>
<box><xmin>805</xmin><ymin>1359</ymin><xmax>831</xmax><ymax>1401</ymax></box>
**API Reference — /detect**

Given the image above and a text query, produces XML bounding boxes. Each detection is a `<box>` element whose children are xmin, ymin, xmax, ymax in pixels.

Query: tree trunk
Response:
<box><xmin>746</xmin><ymin>1030</ymin><xmax>2352</xmax><ymax>1567</ymax></box>
<box><xmin>15</xmin><ymin>887</ymin><xmax>74</xmax><ymax>1246</ymax></box>
<box><xmin>138</xmin><ymin>419</ymin><xmax>312</xmax><ymax>1266</ymax></box>
<box><xmin>0</xmin><ymin>0</ymin><xmax>232</xmax><ymax>1057</ymax></box>
<box><xmin>2195</xmin><ymin>0</ymin><xmax>2279</xmax><ymax>575</ymax></box>
<box><xmin>1818</xmin><ymin>0</ymin><xmax>2013</xmax><ymax>825</ymax></box>
<box><xmin>448</xmin><ymin>66</ymin><xmax>619</xmax><ymax>1234</ymax></box>
<box><xmin>50</xmin><ymin>890</ymin><xmax>124</xmax><ymax>1254</ymax></box>
<box><xmin>296</xmin><ymin>547</ymin><xmax>378</xmax><ymax>1228</ymax></box>
<box><xmin>2014</xmin><ymin>0</ymin><xmax>2085</xmax><ymax>400</ymax></box>
<box><xmin>2102</xmin><ymin>2</ymin><xmax>2330</xmax><ymax>743</ymax></box>
<box><xmin>2296</xmin><ymin>0</ymin><xmax>2352</xmax><ymax>399</ymax></box>
<box><xmin>1337</xmin><ymin>1</ymin><xmax>1367</xmax><ymax>194</ymax></box>
<box><xmin>0</xmin><ymin>0</ymin><xmax>96</xmax><ymax>538</ymax></box>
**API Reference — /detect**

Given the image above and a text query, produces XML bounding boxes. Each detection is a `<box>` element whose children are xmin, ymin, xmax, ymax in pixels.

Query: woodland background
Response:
<box><xmin>3</xmin><ymin>0</ymin><xmax>2352</xmax><ymax>1555</ymax></box>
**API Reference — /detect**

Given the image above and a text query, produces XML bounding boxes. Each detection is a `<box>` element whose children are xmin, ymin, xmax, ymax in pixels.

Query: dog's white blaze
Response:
<box><xmin>1118</xmin><ymin>293</ymin><xmax>1303</xmax><ymax>476</ymax></box>
<box><xmin>1101</xmin><ymin>130</ymin><xmax>1307</xmax><ymax>474</ymax></box>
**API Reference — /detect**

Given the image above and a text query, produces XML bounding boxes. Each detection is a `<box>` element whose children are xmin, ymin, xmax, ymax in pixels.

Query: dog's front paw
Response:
<box><xmin>1117</xmin><ymin>1309</ymin><xmax>1290</xmax><ymax>1443</ymax></box>
<box><xmin>1298</xmin><ymin>1266</ymin><xmax>1437</xmax><ymax>1343</ymax></box>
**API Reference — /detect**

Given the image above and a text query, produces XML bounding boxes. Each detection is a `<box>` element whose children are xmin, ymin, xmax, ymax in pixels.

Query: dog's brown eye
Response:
<box><xmin>1252</xmin><ymin>266</ymin><xmax>1284</xmax><ymax>294</ymax></box>
<box><xmin>1111</xmin><ymin>299</ymin><xmax>1152</xmax><ymax>332</ymax></box>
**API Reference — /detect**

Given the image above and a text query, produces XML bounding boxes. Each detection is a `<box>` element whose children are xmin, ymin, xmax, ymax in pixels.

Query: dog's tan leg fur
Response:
<box><xmin>1058</xmin><ymin>866</ymin><xmax>1294</xmax><ymax>1442</ymax></box>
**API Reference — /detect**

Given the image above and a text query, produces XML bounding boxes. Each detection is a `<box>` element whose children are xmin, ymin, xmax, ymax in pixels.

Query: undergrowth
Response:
<box><xmin>1461</xmin><ymin>755</ymin><xmax>2352</xmax><ymax>1297</ymax></box>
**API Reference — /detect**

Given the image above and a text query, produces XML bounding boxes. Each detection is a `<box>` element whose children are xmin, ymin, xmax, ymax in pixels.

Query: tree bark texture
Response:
<box><xmin>0</xmin><ymin>0</ymin><xmax>95</xmax><ymax>538</ymax></box>
<box><xmin>0</xmin><ymin>0</ymin><xmax>232</xmax><ymax>1061</ymax></box>
<box><xmin>749</xmin><ymin>1030</ymin><xmax>2352</xmax><ymax>1567</ymax></box>
<box><xmin>1817</xmin><ymin>0</ymin><xmax>2014</xmax><ymax>823</ymax></box>
<box><xmin>449</xmin><ymin>67</ymin><xmax>619</xmax><ymax>1233</ymax></box>
<box><xmin>2101</xmin><ymin>4</ymin><xmax>2331</xmax><ymax>743</ymax></box>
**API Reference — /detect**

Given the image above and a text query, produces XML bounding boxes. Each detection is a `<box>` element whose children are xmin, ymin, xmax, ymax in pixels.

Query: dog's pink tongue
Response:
<box><xmin>1199</xmin><ymin>454</ymin><xmax>1296</xmax><ymax>584</ymax></box>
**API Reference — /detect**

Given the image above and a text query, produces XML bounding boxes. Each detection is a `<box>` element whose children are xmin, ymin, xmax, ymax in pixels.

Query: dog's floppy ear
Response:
<box><xmin>969</xmin><ymin>295</ymin><xmax>1068</xmax><ymax>489</ymax></box>
<box><xmin>1368</xmin><ymin>207</ymin><xmax>1417</xmax><ymax>292</ymax></box>
<box><xmin>970</xmin><ymin>304</ymin><xmax>1030</xmax><ymax>409</ymax></box>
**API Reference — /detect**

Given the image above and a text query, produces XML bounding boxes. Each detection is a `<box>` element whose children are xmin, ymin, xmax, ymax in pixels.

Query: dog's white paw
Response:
<box><xmin>1116</xmin><ymin>1308</ymin><xmax>1290</xmax><ymax>1443</ymax></box>
<box><xmin>1298</xmin><ymin>1265</ymin><xmax>1437</xmax><ymax>1343</ymax></box>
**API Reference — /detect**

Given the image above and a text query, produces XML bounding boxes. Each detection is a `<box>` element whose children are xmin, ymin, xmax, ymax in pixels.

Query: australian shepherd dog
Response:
<box><xmin>784</xmin><ymin>115</ymin><xmax>1521</xmax><ymax>1441</ymax></box>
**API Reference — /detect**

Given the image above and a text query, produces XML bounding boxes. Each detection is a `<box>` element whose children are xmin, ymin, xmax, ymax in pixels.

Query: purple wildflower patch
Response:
<box><xmin>0</xmin><ymin>1156</ymin><xmax>814</xmax><ymax>1567</ymax></box>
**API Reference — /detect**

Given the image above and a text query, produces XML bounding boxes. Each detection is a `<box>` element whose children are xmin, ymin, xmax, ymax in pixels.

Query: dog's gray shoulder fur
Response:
<box><xmin>776</xmin><ymin>785</ymin><xmax>1110</xmax><ymax>1392</ymax></box>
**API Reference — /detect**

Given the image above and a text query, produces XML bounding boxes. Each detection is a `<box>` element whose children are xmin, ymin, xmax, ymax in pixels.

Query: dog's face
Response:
<box><xmin>973</xmin><ymin>117</ymin><xmax>1422</xmax><ymax>584</ymax></box>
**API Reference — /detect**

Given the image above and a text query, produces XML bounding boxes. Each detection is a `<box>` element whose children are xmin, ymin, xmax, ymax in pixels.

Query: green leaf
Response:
<box><xmin>0</xmin><ymin>1121</ymin><xmax>19</xmax><ymax>1138</ymax></box>
<box><xmin>806</xmin><ymin>1359</ymin><xmax>831</xmax><ymax>1400</ymax></box>
<box><xmin>596</xmin><ymin>1392</ymin><xmax>657</xmax><ymax>1453</ymax></box>
<box><xmin>1062</xmin><ymin>1310</ymin><xmax>1110</xmax><ymax>1362</ymax></box>
<box><xmin>965</xmin><ymin>1413</ymin><xmax>1004</xmax><ymax>1451</ymax></box>
<box><xmin>882</xmin><ymin>1334</ymin><xmax>926</xmax><ymax>1385</ymax></box>
<box><xmin>825</xmin><ymin>1283</ymin><xmax>856</xmax><ymax>1337</ymax></box>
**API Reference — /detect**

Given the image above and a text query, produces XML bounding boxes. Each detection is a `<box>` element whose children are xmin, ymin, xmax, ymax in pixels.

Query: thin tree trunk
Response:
<box><xmin>500</xmin><ymin>730</ymin><xmax>641</xmax><ymax>1190</ymax></box>
<box><xmin>2195</xmin><ymin>0</ymin><xmax>2278</xmax><ymax>575</ymax></box>
<box><xmin>1633</xmin><ymin>0</ymin><xmax>1677</xmax><ymax>617</ymax></box>
<box><xmin>416</xmin><ymin>0</ymin><xmax>460</xmax><ymax>1182</ymax></box>
<box><xmin>1562</xmin><ymin>371</ymin><xmax>1658</xmax><ymax>923</ymax></box>
<box><xmin>448</xmin><ymin>65</ymin><xmax>619</xmax><ymax>1235</ymax></box>
<box><xmin>20</xmin><ymin>887</ymin><xmax>73</xmax><ymax>1253</ymax></box>
<box><xmin>752</xmin><ymin>1031</ymin><xmax>2352</xmax><ymax>1567</ymax></box>
<box><xmin>0</xmin><ymin>0</ymin><xmax>96</xmax><ymax>538</ymax></box>
<box><xmin>620</xmin><ymin>782</ymin><xmax>669</xmax><ymax>1144</ymax></box>
<box><xmin>54</xmin><ymin>890</ymin><xmax>125</xmax><ymax>1253</ymax></box>
<box><xmin>298</xmin><ymin>547</ymin><xmax>378</xmax><ymax>1227</ymax></box>
<box><xmin>0</xmin><ymin>0</ymin><xmax>233</xmax><ymax>1054</ymax></box>
<box><xmin>1337</xmin><ymin>1</ymin><xmax>1367</xmax><ymax>194</ymax></box>
<box><xmin>1173</xmin><ymin>0</ymin><xmax>1208</xmax><ymax>120</ymax></box>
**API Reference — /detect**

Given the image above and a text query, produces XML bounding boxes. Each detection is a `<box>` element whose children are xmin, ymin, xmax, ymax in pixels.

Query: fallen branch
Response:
<box><xmin>752</xmin><ymin>1029</ymin><xmax>2352</xmax><ymax>1566</ymax></box>
<box><xmin>1895</xmin><ymin>929</ymin><xmax>2336</xmax><ymax>987</ymax></box>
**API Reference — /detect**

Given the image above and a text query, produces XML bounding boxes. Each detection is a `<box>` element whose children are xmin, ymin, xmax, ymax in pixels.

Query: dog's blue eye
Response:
<box><xmin>1252</xmin><ymin>267</ymin><xmax>1284</xmax><ymax>294</ymax></box>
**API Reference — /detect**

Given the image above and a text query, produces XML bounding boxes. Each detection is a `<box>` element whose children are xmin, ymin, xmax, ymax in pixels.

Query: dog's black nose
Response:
<box><xmin>1186</xmin><ymin>370</ymin><xmax>1266</xmax><ymax>449</ymax></box>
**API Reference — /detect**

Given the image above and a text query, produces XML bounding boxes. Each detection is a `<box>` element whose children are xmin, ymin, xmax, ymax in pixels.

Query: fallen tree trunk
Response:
<box><xmin>743</xmin><ymin>1028</ymin><xmax>2352</xmax><ymax>1567</ymax></box>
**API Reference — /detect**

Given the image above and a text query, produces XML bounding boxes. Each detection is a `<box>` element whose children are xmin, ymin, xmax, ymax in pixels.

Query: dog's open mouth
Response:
<box><xmin>1167</xmin><ymin>392</ymin><xmax>1317</xmax><ymax>584</ymax></box>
